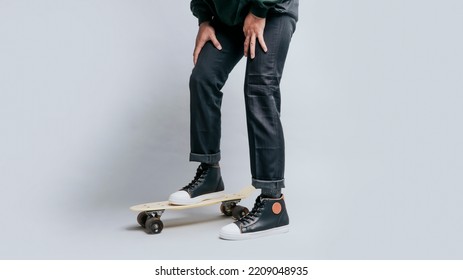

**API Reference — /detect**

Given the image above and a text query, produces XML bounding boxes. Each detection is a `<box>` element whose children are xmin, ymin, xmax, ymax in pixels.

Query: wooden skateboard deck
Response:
<box><xmin>131</xmin><ymin>185</ymin><xmax>255</xmax><ymax>234</ymax></box>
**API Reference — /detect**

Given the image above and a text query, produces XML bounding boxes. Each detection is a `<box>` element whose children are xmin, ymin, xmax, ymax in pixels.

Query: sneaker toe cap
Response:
<box><xmin>168</xmin><ymin>190</ymin><xmax>190</xmax><ymax>203</ymax></box>
<box><xmin>220</xmin><ymin>223</ymin><xmax>241</xmax><ymax>235</ymax></box>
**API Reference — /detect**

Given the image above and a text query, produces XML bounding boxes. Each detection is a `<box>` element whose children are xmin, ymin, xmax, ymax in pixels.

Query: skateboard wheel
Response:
<box><xmin>145</xmin><ymin>218</ymin><xmax>164</xmax><ymax>234</ymax></box>
<box><xmin>220</xmin><ymin>203</ymin><xmax>233</xmax><ymax>216</ymax></box>
<box><xmin>137</xmin><ymin>212</ymin><xmax>148</xmax><ymax>228</ymax></box>
<box><xmin>232</xmin><ymin>205</ymin><xmax>249</xmax><ymax>219</ymax></box>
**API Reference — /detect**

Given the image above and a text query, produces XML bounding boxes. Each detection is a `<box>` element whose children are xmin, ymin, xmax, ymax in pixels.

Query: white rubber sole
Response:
<box><xmin>219</xmin><ymin>225</ymin><xmax>290</xmax><ymax>241</ymax></box>
<box><xmin>168</xmin><ymin>190</ymin><xmax>225</xmax><ymax>205</ymax></box>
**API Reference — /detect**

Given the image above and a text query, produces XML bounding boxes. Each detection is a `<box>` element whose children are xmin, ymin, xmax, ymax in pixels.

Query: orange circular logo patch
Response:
<box><xmin>272</xmin><ymin>202</ymin><xmax>282</xmax><ymax>215</ymax></box>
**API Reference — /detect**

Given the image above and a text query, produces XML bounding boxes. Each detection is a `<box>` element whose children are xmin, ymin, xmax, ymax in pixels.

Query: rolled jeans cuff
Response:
<box><xmin>189</xmin><ymin>152</ymin><xmax>221</xmax><ymax>164</ymax></box>
<box><xmin>252</xmin><ymin>178</ymin><xmax>285</xmax><ymax>190</ymax></box>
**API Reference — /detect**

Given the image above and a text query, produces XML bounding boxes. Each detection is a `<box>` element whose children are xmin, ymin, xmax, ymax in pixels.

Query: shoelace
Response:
<box><xmin>237</xmin><ymin>196</ymin><xmax>265</xmax><ymax>225</ymax></box>
<box><xmin>182</xmin><ymin>165</ymin><xmax>208</xmax><ymax>192</ymax></box>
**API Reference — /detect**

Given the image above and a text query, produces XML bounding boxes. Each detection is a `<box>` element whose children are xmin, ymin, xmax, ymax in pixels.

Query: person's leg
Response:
<box><xmin>220</xmin><ymin>14</ymin><xmax>297</xmax><ymax>239</ymax></box>
<box><xmin>169</xmin><ymin>21</ymin><xmax>244</xmax><ymax>205</ymax></box>
<box><xmin>189</xmin><ymin>21</ymin><xmax>244</xmax><ymax>164</ymax></box>
<box><xmin>245</xmin><ymin>14</ymin><xmax>296</xmax><ymax>194</ymax></box>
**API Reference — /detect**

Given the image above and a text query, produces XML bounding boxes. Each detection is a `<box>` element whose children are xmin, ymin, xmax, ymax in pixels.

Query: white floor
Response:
<box><xmin>1</xmin><ymin>159</ymin><xmax>462</xmax><ymax>260</ymax></box>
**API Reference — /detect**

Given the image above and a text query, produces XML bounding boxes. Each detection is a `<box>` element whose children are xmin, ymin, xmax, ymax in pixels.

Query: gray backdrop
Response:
<box><xmin>1</xmin><ymin>0</ymin><xmax>462</xmax><ymax>259</ymax></box>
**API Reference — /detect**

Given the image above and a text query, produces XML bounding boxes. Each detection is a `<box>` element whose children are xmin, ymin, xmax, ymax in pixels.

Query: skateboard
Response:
<box><xmin>130</xmin><ymin>185</ymin><xmax>255</xmax><ymax>234</ymax></box>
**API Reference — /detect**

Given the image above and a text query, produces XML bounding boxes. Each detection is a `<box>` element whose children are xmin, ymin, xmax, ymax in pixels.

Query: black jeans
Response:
<box><xmin>189</xmin><ymin>14</ymin><xmax>297</xmax><ymax>190</ymax></box>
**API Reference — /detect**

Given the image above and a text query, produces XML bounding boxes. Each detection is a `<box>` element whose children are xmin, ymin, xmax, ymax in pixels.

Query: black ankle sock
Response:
<box><xmin>261</xmin><ymin>188</ymin><xmax>281</xmax><ymax>198</ymax></box>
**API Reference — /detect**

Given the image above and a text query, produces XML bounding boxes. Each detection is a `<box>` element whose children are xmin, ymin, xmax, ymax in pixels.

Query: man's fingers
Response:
<box><xmin>244</xmin><ymin>32</ymin><xmax>267</xmax><ymax>59</ymax></box>
<box><xmin>210</xmin><ymin>34</ymin><xmax>222</xmax><ymax>50</ymax></box>
<box><xmin>193</xmin><ymin>40</ymin><xmax>206</xmax><ymax>65</ymax></box>
<box><xmin>193</xmin><ymin>33</ymin><xmax>222</xmax><ymax>65</ymax></box>
<box><xmin>244</xmin><ymin>35</ymin><xmax>250</xmax><ymax>57</ymax></box>
<box><xmin>258</xmin><ymin>34</ymin><xmax>268</xmax><ymax>53</ymax></box>
<box><xmin>250</xmin><ymin>33</ymin><xmax>256</xmax><ymax>59</ymax></box>
<box><xmin>242</xmin><ymin>11</ymin><xmax>267</xmax><ymax>59</ymax></box>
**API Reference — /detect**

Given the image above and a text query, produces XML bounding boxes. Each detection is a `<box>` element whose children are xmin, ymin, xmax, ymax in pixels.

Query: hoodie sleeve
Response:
<box><xmin>250</xmin><ymin>0</ymin><xmax>284</xmax><ymax>18</ymax></box>
<box><xmin>191</xmin><ymin>0</ymin><xmax>214</xmax><ymax>25</ymax></box>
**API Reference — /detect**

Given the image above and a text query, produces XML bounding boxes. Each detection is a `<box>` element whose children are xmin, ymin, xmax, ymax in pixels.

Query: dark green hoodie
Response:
<box><xmin>191</xmin><ymin>0</ymin><xmax>298</xmax><ymax>26</ymax></box>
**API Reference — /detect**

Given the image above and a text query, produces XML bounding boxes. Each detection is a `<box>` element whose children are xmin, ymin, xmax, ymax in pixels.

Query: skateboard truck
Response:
<box><xmin>219</xmin><ymin>200</ymin><xmax>249</xmax><ymax>218</ymax></box>
<box><xmin>137</xmin><ymin>210</ymin><xmax>165</xmax><ymax>234</ymax></box>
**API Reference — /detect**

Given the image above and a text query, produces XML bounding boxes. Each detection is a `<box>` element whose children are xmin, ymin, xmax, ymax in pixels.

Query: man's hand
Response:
<box><xmin>193</xmin><ymin>21</ymin><xmax>222</xmax><ymax>65</ymax></box>
<box><xmin>243</xmin><ymin>12</ymin><xmax>267</xmax><ymax>59</ymax></box>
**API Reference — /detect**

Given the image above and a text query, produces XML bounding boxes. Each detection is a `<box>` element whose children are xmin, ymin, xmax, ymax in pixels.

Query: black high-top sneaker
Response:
<box><xmin>219</xmin><ymin>195</ymin><xmax>289</xmax><ymax>240</ymax></box>
<box><xmin>168</xmin><ymin>163</ymin><xmax>225</xmax><ymax>205</ymax></box>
